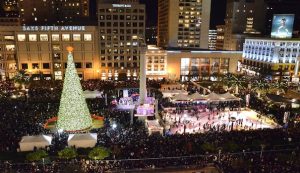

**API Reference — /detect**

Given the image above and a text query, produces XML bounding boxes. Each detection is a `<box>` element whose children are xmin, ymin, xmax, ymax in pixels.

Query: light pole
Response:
<box><xmin>42</xmin><ymin>158</ymin><xmax>45</xmax><ymax>170</ymax></box>
<box><xmin>260</xmin><ymin>144</ymin><xmax>265</xmax><ymax>158</ymax></box>
<box><xmin>218</xmin><ymin>148</ymin><xmax>222</xmax><ymax>162</ymax></box>
<box><xmin>58</xmin><ymin>129</ymin><xmax>63</xmax><ymax>140</ymax></box>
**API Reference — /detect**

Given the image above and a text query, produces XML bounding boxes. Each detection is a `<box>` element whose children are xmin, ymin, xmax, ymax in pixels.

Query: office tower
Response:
<box><xmin>97</xmin><ymin>0</ymin><xmax>146</xmax><ymax>80</ymax></box>
<box><xmin>0</xmin><ymin>0</ymin><xmax>19</xmax><ymax>17</ymax></box>
<box><xmin>19</xmin><ymin>0</ymin><xmax>92</xmax><ymax>25</ymax></box>
<box><xmin>208</xmin><ymin>30</ymin><xmax>217</xmax><ymax>50</ymax></box>
<box><xmin>216</xmin><ymin>25</ymin><xmax>225</xmax><ymax>50</ymax></box>
<box><xmin>223</xmin><ymin>0</ymin><xmax>266</xmax><ymax>51</ymax></box>
<box><xmin>145</xmin><ymin>26</ymin><xmax>157</xmax><ymax>45</ymax></box>
<box><xmin>157</xmin><ymin>0</ymin><xmax>211</xmax><ymax>49</ymax></box>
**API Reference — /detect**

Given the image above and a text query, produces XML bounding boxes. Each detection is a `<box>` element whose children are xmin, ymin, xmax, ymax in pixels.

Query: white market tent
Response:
<box><xmin>172</xmin><ymin>93</ymin><xmax>191</xmax><ymax>102</ymax></box>
<box><xmin>19</xmin><ymin>135</ymin><xmax>52</xmax><ymax>152</ymax></box>
<box><xmin>220</xmin><ymin>92</ymin><xmax>241</xmax><ymax>101</ymax></box>
<box><xmin>83</xmin><ymin>90</ymin><xmax>103</xmax><ymax>99</ymax></box>
<box><xmin>189</xmin><ymin>92</ymin><xmax>207</xmax><ymax>101</ymax></box>
<box><xmin>145</xmin><ymin>120</ymin><xmax>164</xmax><ymax>135</ymax></box>
<box><xmin>206</xmin><ymin>92</ymin><xmax>225</xmax><ymax>102</ymax></box>
<box><xmin>161</xmin><ymin>89</ymin><xmax>189</xmax><ymax>98</ymax></box>
<box><xmin>68</xmin><ymin>133</ymin><xmax>97</xmax><ymax>148</ymax></box>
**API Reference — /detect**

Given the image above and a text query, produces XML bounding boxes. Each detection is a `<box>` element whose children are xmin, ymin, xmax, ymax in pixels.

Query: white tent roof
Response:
<box><xmin>162</xmin><ymin>90</ymin><xmax>189</xmax><ymax>98</ymax></box>
<box><xmin>19</xmin><ymin>135</ymin><xmax>52</xmax><ymax>151</ymax></box>
<box><xmin>68</xmin><ymin>133</ymin><xmax>97</xmax><ymax>148</ymax></box>
<box><xmin>189</xmin><ymin>92</ymin><xmax>207</xmax><ymax>101</ymax></box>
<box><xmin>220</xmin><ymin>92</ymin><xmax>241</xmax><ymax>101</ymax></box>
<box><xmin>145</xmin><ymin>120</ymin><xmax>163</xmax><ymax>135</ymax></box>
<box><xmin>83</xmin><ymin>90</ymin><xmax>102</xmax><ymax>99</ymax></box>
<box><xmin>172</xmin><ymin>93</ymin><xmax>190</xmax><ymax>101</ymax></box>
<box><xmin>206</xmin><ymin>92</ymin><xmax>225</xmax><ymax>102</ymax></box>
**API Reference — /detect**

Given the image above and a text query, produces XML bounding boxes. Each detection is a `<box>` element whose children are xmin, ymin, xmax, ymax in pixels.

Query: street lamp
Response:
<box><xmin>112</xmin><ymin>123</ymin><xmax>117</xmax><ymax>129</ymax></box>
<box><xmin>58</xmin><ymin>129</ymin><xmax>63</xmax><ymax>140</ymax></box>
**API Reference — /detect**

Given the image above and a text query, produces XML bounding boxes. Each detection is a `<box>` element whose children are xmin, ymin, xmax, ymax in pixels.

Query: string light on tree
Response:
<box><xmin>57</xmin><ymin>46</ymin><xmax>92</xmax><ymax>131</ymax></box>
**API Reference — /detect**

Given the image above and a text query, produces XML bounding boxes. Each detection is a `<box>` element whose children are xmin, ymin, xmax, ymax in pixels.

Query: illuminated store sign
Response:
<box><xmin>112</xmin><ymin>4</ymin><xmax>132</xmax><ymax>8</ymax></box>
<box><xmin>22</xmin><ymin>26</ymin><xmax>86</xmax><ymax>31</ymax></box>
<box><xmin>271</xmin><ymin>14</ymin><xmax>295</xmax><ymax>39</ymax></box>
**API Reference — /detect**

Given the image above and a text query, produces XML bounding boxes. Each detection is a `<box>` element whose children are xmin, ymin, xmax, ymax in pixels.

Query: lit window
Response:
<box><xmin>40</xmin><ymin>34</ymin><xmax>48</xmax><ymax>41</ymax></box>
<box><xmin>62</xmin><ymin>34</ymin><xmax>70</xmax><ymax>41</ymax></box>
<box><xmin>6</xmin><ymin>45</ymin><xmax>15</xmax><ymax>51</ymax></box>
<box><xmin>52</xmin><ymin>34</ymin><xmax>60</xmax><ymax>41</ymax></box>
<box><xmin>52</xmin><ymin>45</ymin><xmax>60</xmax><ymax>51</ymax></box>
<box><xmin>4</xmin><ymin>36</ymin><xmax>14</xmax><ymax>41</ymax></box>
<box><xmin>73</xmin><ymin>34</ymin><xmax>81</xmax><ymax>41</ymax></box>
<box><xmin>29</xmin><ymin>34</ymin><xmax>37</xmax><ymax>41</ymax></box>
<box><xmin>32</xmin><ymin>63</ymin><xmax>39</xmax><ymax>69</ymax></box>
<box><xmin>84</xmin><ymin>34</ymin><xmax>92</xmax><ymax>41</ymax></box>
<box><xmin>17</xmin><ymin>34</ymin><xmax>26</xmax><ymax>41</ymax></box>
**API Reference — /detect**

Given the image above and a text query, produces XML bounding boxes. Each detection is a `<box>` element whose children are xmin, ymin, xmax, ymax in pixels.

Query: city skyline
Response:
<box><xmin>1</xmin><ymin>0</ymin><xmax>300</xmax><ymax>173</ymax></box>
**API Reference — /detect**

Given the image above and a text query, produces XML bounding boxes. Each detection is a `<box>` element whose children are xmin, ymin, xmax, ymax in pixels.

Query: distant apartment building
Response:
<box><xmin>216</xmin><ymin>25</ymin><xmax>225</xmax><ymax>50</ymax></box>
<box><xmin>145</xmin><ymin>26</ymin><xmax>157</xmax><ymax>45</ymax></box>
<box><xmin>157</xmin><ymin>0</ymin><xmax>211</xmax><ymax>49</ymax></box>
<box><xmin>19</xmin><ymin>0</ymin><xmax>92</xmax><ymax>25</ymax></box>
<box><xmin>208</xmin><ymin>30</ymin><xmax>217</xmax><ymax>50</ymax></box>
<box><xmin>223</xmin><ymin>0</ymin><xmax>266</xmax><ymax>51</ymax></box>
<box><xmin>0</xmin><ymin>0</ymin><xmax>19</xmax><ymax>17</ymax></box>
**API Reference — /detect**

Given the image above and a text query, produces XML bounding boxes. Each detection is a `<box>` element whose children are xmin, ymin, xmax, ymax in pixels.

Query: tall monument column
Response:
<box><xmin>294</xmin><ymin>56</ymin><xmax>300</xmax><ymax>78</ymax></box>
<box><xmin>139</xmin><ymin>46</ymin><xmax>147</xmax><ymax>104</ymax></box>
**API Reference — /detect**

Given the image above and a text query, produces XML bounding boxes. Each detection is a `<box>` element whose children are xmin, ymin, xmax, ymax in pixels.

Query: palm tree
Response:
<box><xmin>223</xmin><ymin>73</ymin><xmax>247</xmax><ymax>94</ymax></box>
<box><xmin>13</xmin><ymin>69</ymin><xmax>29</xmax><ymax>90</ymax></box>
<box><xmin>251</xmin><ymin>80</ymin><xmax>270</xmax><ymax>97</ymax></box>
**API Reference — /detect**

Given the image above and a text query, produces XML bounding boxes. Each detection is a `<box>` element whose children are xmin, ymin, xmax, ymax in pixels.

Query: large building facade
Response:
<box><xmin>0</xmin><ymin>26</ymin><xmax>99</xmax><ymax>80</ymax></box>
<box><xmin>145</xmin><ymin>46</ymin><xmax>242</xmax><ymax>81</ymax></box>
<box><xmin>97</xmin><ymin>0</ymin><xmax>146</xmax><ymax>80</ymax></box>
<box><xmin>157</xmin><ymin>0</ymin><xmax>211</xmax><ymax>49</ymax></box>
<box><xmin>0</xmin><ymin>25</ymin><xmax>242</xmax><ymax>82</ymax></box>
<box><xmin>243</xmin><ymin>38</ymin><xmax>300</xmax><ymax>81</ymax></box>
<box><xmin>19</xmin><ymin>0</ymin><xmax>92</xmax><ymax>25</ymax></box>
<box><xmin>223</xmin><ymin>0</ymin><xmax>266</xmax><ymax>51</ymax></box>
<box><xmin>168</xmin><ymin>50</ymin><xmax>242</xmax><ymax>81</ymax></box>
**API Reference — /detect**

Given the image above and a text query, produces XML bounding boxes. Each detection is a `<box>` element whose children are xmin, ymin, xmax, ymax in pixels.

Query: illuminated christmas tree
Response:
<box><xmin>57</xmin><ymin>47</ymin><xmax>92</xmax><ymax>131</ymax></box>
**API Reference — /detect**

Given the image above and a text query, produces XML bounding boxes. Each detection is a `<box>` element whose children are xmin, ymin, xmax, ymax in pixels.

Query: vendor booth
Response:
<box><xmin>19</xmin><ymin>135</ymin><xmax>52</xmax><ymax>152</ymax></box>
<box><xmin>68</xmin><ymin>133</ymin><xmax>97</xmax><ymax>148</ymax></box>
<box><xmin>145</xmin><ymin>119</ymin><xmax>164</xmax><ymax>135</ymax></box>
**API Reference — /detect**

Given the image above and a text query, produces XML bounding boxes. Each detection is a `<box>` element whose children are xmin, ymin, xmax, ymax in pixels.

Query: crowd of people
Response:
<box><xmin>0</xmin><ymin>79</ymin><xmax>300</xmax><ymax>172</ymax></box>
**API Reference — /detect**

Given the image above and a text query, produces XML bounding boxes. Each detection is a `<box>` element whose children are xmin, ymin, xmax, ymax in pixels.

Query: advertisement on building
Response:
<box><xmin>271</xmin><ymin>14</ymin><xmax>295</xmax><ymax>39</ymax></box>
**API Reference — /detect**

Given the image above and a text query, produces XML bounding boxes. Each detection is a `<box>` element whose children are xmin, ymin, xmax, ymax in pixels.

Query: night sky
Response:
<box><xmin>140</xmin><ymin>0</ymin><xmax>227</xmax><ymax>29</ymax></box>
<box><xmin>210</xmin><ymin>0</ymin><xmax>227</xmax><ymax>29</ymax></box>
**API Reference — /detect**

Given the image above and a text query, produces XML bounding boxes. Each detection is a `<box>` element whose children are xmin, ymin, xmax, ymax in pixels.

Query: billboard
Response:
<box><xmin>271</xmin><ymin>14</ymin><xmax>295</xmax><ymax>39</ymax></box>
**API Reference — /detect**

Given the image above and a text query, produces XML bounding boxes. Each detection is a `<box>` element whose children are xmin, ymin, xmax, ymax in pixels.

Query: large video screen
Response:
<box><xmin>271</xmin><ymin>14</ymin><xmax>295</xmax><ymax>39</ymax></box>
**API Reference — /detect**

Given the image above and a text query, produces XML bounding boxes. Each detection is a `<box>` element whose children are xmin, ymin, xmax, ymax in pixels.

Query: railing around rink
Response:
<box><xmin>0</xmin><ymin>148</ymin><xmax>298</xmax><ymax>172</ymax></box>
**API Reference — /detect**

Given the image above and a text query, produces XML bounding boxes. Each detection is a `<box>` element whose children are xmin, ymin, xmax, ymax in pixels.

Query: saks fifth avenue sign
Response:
<box><xmin>22</xmin><ymin>26</ymin><xmax>86</xmax><ymax>31</ymax></box>
<box><xmin>112</xmin><ymin>4</ymin><xmax>132</xmax><ymax>8</ymax></box>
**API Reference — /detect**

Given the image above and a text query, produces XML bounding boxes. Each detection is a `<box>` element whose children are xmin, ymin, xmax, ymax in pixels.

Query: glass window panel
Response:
<box><xmin>84</xmin><ymin>34</ymin><xmax>92</xmax><ymax>41</ymax></box>
<box><xmin>29</xmin><ymin>34</ymin><xmax>37</xmax><ymax>41</ymax></box>
<box><xmin>73</xmin><ymin>34</ymin><xmax>81</xmax><ymax>41</ymax></box>
<box><xmin>40</xmin><ymin>34</ymin><xmax>48</xmax><ymax>41</ymax></box>
<box><xmin>52</xmin><ymin>34</ymin><xmax>60</xmax><ymax>41</ymax></box>
<box><xmin>62</xmin><ymin>34</ymin><xmax>70</xmax><ymax>41</ymax></box>
<box><xmin>18</xmin><ymin>34</ymin><xmax>26</xmax><ymax>41</ymax></box>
